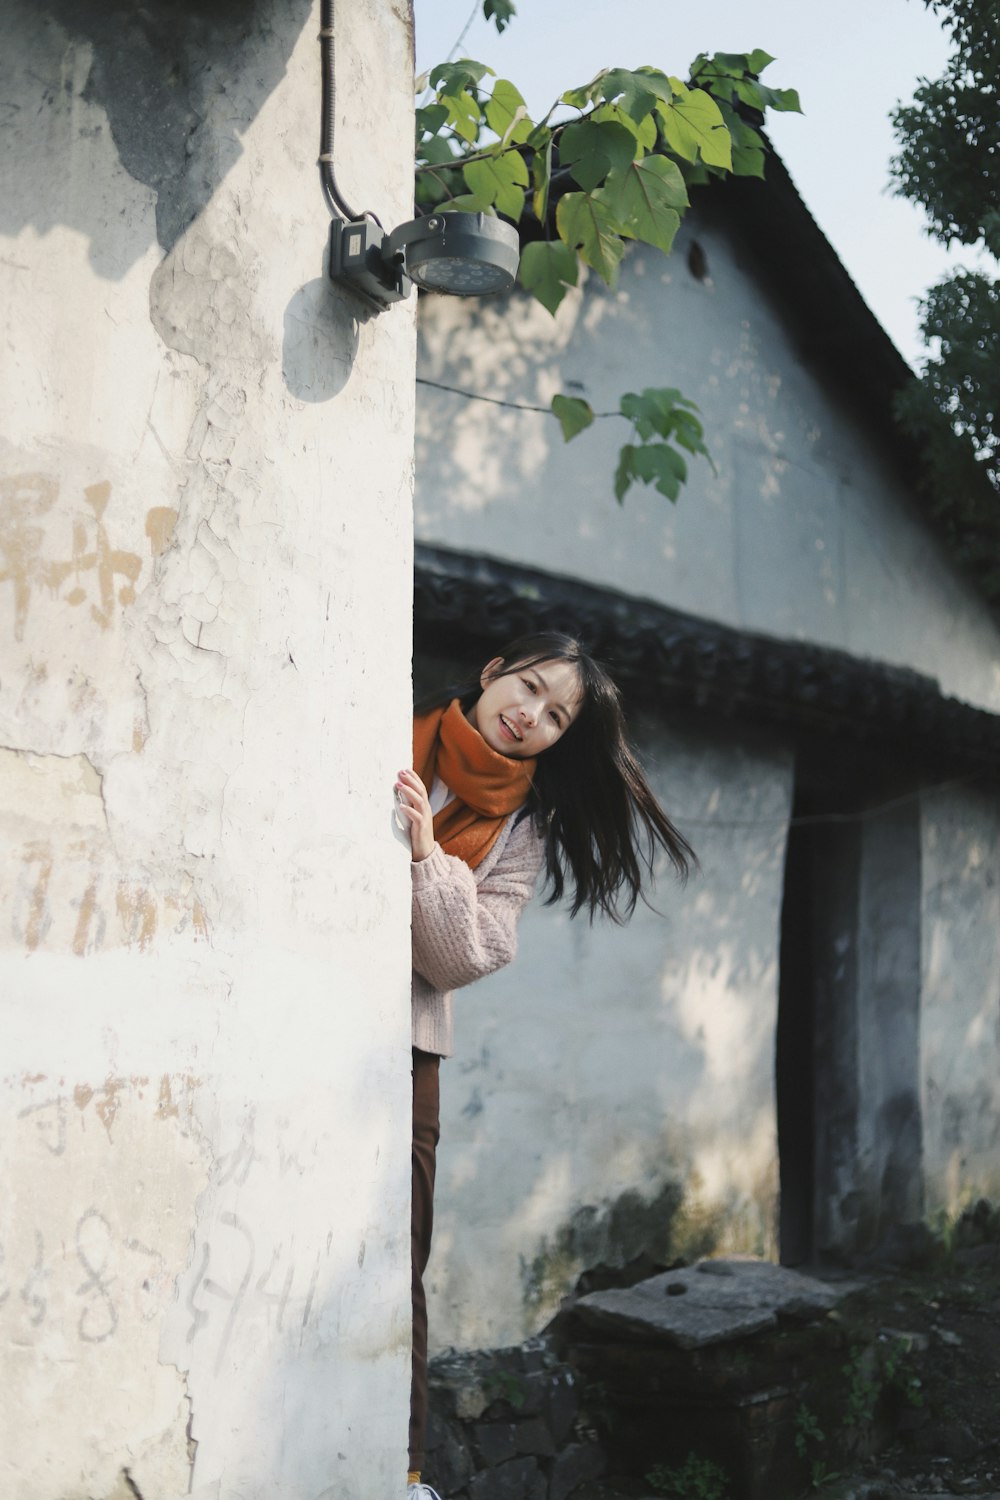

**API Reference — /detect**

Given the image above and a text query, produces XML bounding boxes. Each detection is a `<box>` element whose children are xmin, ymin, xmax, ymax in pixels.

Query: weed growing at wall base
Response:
<box><xmin>646</xmin><ymin>1452</ymin><xmax>730</xmax><ymax>1500</ymax></box>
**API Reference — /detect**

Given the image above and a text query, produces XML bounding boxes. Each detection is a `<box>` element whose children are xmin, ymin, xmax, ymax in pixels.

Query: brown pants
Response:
<box><xmin>409</xmin><ymin>1047</ymin><xmax>441</xmax><ymax>1474</ymax></box>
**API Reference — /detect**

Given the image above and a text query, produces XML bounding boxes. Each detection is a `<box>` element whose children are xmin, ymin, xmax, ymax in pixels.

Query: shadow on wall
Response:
<box><xmin>412</xmin><ymin>237</ymin><xmax>792</xmax><ymax>552</ymax></box>
<box><xmin>2</xmin><ymin>0</ymin><xmax>312</xmax><ymax>276</ymax></box>
<box><xmin>283</xmin><ymin>280</ymin><xmax>363</xmax><ymax>403</ymax></box>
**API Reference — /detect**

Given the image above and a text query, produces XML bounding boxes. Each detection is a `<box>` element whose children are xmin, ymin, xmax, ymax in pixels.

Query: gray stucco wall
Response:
<box><xmin>423</xmin><ymin>707</ymin><xmax>792</xmax><ymax>1350</ymax></box>
<box><xmin>921</xmin><ymin>782</ymin><xmax>1000</xmax><ymax>1217</ymax></box>
<box><xmin>415</xmin><ymin>216</ymin><xmax>1000</xmax><ymax>715</ymax></box>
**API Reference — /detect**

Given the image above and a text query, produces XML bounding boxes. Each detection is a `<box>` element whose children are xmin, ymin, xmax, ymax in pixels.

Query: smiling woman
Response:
<box><xmin>392</xmin><ymin>630</ymin><xmax>694</xmax><ymax>1498</ymax></box>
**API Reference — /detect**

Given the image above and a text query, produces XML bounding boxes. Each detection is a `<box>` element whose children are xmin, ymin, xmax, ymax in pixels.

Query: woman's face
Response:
<box><xmin>467</xmin><ymin>656</ymin><xmax>584</xmax><ymax>759</ymax></box>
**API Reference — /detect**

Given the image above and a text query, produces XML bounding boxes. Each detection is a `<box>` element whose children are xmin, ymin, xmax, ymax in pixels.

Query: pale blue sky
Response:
<box><xmin>413</xmin><ymin>0</ymin><xmax>973</xmax><ymax>369</ymax></box>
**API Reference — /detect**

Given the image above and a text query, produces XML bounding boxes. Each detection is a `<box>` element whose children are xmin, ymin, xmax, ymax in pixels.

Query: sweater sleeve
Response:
<box><xmin>411</xmin><ymin>815</ymin><xmax>544</xmax><ymax>993</ymax></box>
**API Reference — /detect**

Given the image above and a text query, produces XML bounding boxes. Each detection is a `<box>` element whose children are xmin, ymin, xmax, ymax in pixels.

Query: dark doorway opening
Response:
<box><xmin>776</xmin><ymin>806</ymin><xmax>816</xmax><ymax>1265</ymax></box>
<box><xmin>776</xmin><ymin>762</ymin><xmax>923</xmax><ymax>1267</ymax></box>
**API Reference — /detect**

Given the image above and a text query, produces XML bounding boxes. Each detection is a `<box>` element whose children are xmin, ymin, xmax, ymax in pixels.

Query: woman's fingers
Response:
<box><xmin>395</xmin><ymin>769</ymin><xmax>430</xmax><ymax>806</ymax></box>
<box><xmin>394</xmin><ymin>769</ymin><xmax>434</xmax><ymax>862</ymax></box>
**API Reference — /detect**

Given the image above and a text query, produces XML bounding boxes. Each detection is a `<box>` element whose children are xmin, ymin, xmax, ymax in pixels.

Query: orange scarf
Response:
<box><xmin>413</xmin><ymin>699</ymin><xmax>536</xmax><ymax>869</ymax></box>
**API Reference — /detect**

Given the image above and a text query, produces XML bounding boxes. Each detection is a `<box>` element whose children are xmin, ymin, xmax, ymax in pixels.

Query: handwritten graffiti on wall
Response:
<box><xmin>1</xmin><ymin>1078</ymin><xmax>202</xmax><ymax>1353</ymax></box>
<box><xmin>6</xmin><ymin>834</ymin><xmax>208</xmax><ymax>955</ymax></box>
<box><xmin>4</xmin><ymin>1085</ymin><xmax>324</xmax><ymax>1370</ymax></box>
<box><xmin>0</xmin><ymin>472</ymin><xmax>178</xmax><ymax>640</ymax></box>
<box><xmin>0</xmin><ymin>1201</ymin><xmax>323</xmax><ymax>1364</ymax></box>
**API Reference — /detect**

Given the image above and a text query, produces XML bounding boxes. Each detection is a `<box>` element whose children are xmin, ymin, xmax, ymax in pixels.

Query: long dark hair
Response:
<box><xmin>416</xmin><ymin>632</ymin><xmax>695</xmax><ymax>921</ymax></box>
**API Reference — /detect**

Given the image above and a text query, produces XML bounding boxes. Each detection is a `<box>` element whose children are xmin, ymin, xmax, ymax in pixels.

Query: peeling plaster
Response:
<box><xmin>0</xmin><ymin>747</ymin><xmax>209</xmax><ymax>955</ymax></box>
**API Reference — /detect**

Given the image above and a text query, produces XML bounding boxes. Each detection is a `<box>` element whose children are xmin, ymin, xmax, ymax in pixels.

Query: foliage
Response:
<box><xmin>415</xmin><ymin>53</ymin><xmax>800</xmax><ymax>305</ymax></box>
<box><xmin>415</xmin><ymin>29</ymin><xmax>800</xmax><ymax>504</ymax></box>
<box><xmin>551</xmin><ymin>388</ymin><xmax>715</xmax><ymax>505</ymax></box>
<box><xmin>889</xmin><ymin>0</ymin><xmax>1000</xmax><ymax>595</ymax></box>
<box><xmin>793</xmin><ymin>1339</ymin><xmax>923</xmax><ymax>1490</ymax></box>
<box><xmin>483</xmin><ymin>0</ymin><xmax>517</xmax><ymax>33</ymax></box>
<box><xmin>890</xmin><ymin>0</ymin><xmax>1000</xmax><ymax>249</ymax></box>
<box><xmin>793</xmin><ymin>1403</ymin><xmax>842</xmax><ymax>1491</ymax></box>
<box><xmin>646</xmin><ymin>1452</ymin><xmax>730</xmax><ymax>1500</ymax></box>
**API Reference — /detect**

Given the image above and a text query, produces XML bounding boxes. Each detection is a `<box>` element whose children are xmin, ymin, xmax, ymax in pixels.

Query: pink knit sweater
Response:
<box><xmin>411</xmin><ymin>811</ymin><xmax>545</xmax><ymax>1058</ymax></box>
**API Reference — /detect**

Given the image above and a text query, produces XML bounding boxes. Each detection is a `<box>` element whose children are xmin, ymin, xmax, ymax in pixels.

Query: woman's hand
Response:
<box><xmin>394</xmin><ymin>769</ymin><xmax>434</xmax><ymax>862</ymax></box>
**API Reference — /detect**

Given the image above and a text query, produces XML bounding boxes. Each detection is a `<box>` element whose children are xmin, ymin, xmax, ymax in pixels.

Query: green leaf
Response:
<box><xmin>613</xmin><ymin>443</ymin><xmax>636</xmax><ymax>503</ymax></box>
<box><xmin>618</xmin><ymin>388</ymin><xmax>716</xmax><ymax>481</ymax></box>
<box><xmin>519</xmin><ymin>239</ymin><xmax>579</xmax><ymax>315</ymax></box>
<box><xmin>747</xmin><ymin>49</ymin><xmax>776</xmax><ymax>74</ymax></box>
<box><xmin>631</xmin><ymin>67</ymin><xmax>676</xmax><ymax>101</ymax></box>
<box><xmin>614</xmin><ymin>442</ymin><xmax>688</xmax><ymax>504</ymax></box>
<box><xmin>558</xmin><ymin>119</ymin><xmax>637</xmax><ymax>192</ymax></box>
<box><xmin>717</xmin><ymin>101</ymin><xmax>766</xmax><ymax>179</ymax></box>
<box><xmin>771</xmin><ymin>87</ymin><xmax>802</xmax><ymax>113</ymax></box>
<box><xmin>731</xmin><ymin>142</ymin><xmax>766</xmax><ymax>178</ymax></box>
<box><xmin>729</xmin><ymin>75</ymin><xmax>802</xmax><ymax>116</ymax></box>
<box><xmin>671</xmin><ymin>408</ymin><xmax>714</xmax><ymax>463</ymax></box>
<box><xmin>532</xmin><ymin>133</ymin><xmax>553</xmax><ymax>223</ymax></box>
<box><xmin>556</xmin><ymin>191</ymin><xmax>626</xmax><ymax>287</ymax></box>
<box><xmin>417</xmin><ymin>134</ymin><xmax>460</xmax><ymax>168</ymax></box>
<box><xmin>551</xmin><ymin>394</ymin><xmax>594</xmax><ymax>441</ymax></box>
<box><xmin>416</xmin><ymin>103</ymin><xmax>449</xmax><ymax>139</ymax></box>
<box><xmin>597</xmin><ymin>155</ymin><xmax>688</xmax><ymax>255</ymax></box>
<box><xmin>591</xmin><ymin>103</ymin><xmax>657</xmax><ymax>152</ymax></box>
<box><xmin>620</xmin><ymin>386</ymin><xmax>698</xmax><ymax>440</ymax></box>
<box><xmin>444</xmin><ymin>89</ymin><xmax>484</xmax><ymax>144</ymax></box>
<box><xmin>697</xmin><ymin>51</ymin><xmax>754</xmax><ymax>78</ymax></box>
<box><xmin>485</xmin><ymin>79</ymin><xmax>532</xmax><ymax>144</ymax></box>
<box><xmin>430</xmin><ymin>59</ymin><xmax>494</xmax><ymax>94</ymax></box>
<box><xmin>599</xmin><ymin>69</ymin><xmax>655</xmax><ymax>121</ymax></box>
<box><xmin>463</xmin><ymin>150</ymin><xmax>529</xmax><ymax>219</ymax></box>
<box><xmin>440</xmin><ymin>193</ymin><xmax>493</xmax><ymax>212</ymax></box>
<box><xmin>658</xmin><ymin>89</ymin><xmax>732</xmax><ymax>170</ymax></box>
<box><xmin>561</xmin><ymin>70</ymin><xmax>609</xmax><ymax>111</ymax></box>
<box><xmin>483</xmin><ymin>0</ymin><xmax>516</xmax><ymax>32</ymax></box>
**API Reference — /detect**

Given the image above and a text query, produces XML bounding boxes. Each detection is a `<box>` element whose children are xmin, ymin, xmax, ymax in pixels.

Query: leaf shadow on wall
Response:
<box><xmin>282</xmin><ymin>280</ymin><xmax>364</xmax><ymax>404</ymax></box>
<box><xmin>2</xmin><ymin>0</ymin><xmax>313</xmax><ymax>277</ymax></box>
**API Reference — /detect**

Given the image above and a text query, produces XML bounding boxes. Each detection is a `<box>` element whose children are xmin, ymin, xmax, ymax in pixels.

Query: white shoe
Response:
<box><xmin>407</xmin><ymin>1486</ymin><xmax>443</xmax><ymax>1500</ymax></box>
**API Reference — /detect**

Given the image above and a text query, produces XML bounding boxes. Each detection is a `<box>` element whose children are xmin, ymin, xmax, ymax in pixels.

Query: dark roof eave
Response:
<box><xmin>415</xmin><ymin>543</ymin><xmax>1000</xmax><ymax>772</ymax></box>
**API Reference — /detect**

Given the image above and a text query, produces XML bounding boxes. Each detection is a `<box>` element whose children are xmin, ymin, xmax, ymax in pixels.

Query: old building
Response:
<box><xmin>414</xmin><ymin>153</ymin><xmax>1000</xmax><ymax>1350</ymax></box>
<box><xmin>1</xmin><ymin>3</ymin><xmax>415</xmax><ymax>1496</ymax></box>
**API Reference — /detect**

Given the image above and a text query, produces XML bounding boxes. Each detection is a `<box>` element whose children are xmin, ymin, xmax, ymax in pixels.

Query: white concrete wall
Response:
<box><xmin>921</xmin><ymin>782</ymin><xmax>1000</xmax><ymax>1220</ymax></box>
<box><xmin>426</xmin><ymin>716</ymin><xmax>792</xmax><ymax>1350</ymax></box>
<box><xmin>0</xmin><ymin>3</ymin><xmax>415</xmax><ymax>1497</ymax></box>
<box><xmin>415</xmin><ymin>218</ymin><xmax>1000</xmax><ymax>715</ymax></box>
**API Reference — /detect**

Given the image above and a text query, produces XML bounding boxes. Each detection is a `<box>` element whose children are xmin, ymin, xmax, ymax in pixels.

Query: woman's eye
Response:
<box><xmin>550</xmin><ymin>712</ymin><xmax>561</xmax><ymax>727</ymax></box>
<box><xmin>522</xmin><ymin>678</ymin><xmax>537</xmax><ymax>693</ymax></box>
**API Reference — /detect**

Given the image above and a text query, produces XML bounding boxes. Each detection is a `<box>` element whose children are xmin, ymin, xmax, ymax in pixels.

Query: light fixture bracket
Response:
<box><xmin>327</xmin><ymin>218</ymin><xmax>410</xmax><ymax>313</ymax></box>
<box><xmin>328</xmin><ymin>212</ymin><xmax>519</xmax><ymax>314</ymax></box>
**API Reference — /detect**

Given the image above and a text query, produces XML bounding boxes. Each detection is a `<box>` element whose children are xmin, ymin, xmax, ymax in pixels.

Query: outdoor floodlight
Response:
<box><xmin>327</xmin><ymin>211</ymin><xmax>520</xmax><ymax>314</ymax></box>
<box><xmin>318</xmin><ymin>0</ymin><xmax>519</xmax><ymax>316</ymax></box>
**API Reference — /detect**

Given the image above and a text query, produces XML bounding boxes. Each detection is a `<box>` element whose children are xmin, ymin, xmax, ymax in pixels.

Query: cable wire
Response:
<box><xmin>416</xmin><ymin>375</ymin><xmax>619</xmax><ymax>418</ymax></box>
<box><xmin>319</xmin><ymin>0</ymin><xmax>382</xmax><ymax>226</ymax></box>
<box><xmin>673</xmin><ymin>770</ymin><xmax>992</xmax><ymax>833</ymax></box>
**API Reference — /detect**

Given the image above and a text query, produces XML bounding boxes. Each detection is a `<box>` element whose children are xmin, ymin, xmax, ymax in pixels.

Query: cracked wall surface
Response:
<box><xmin>1</xmin><ymin>3</ymin><xmax>415</xmax><ymax>1496</ymax></box>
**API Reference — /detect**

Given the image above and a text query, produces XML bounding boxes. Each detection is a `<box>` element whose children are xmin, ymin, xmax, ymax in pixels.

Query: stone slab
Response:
<box><xmin>573</xmin><ymin>1257</ymin><xmax>851</xmax><ymax>1350</ymax></box>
